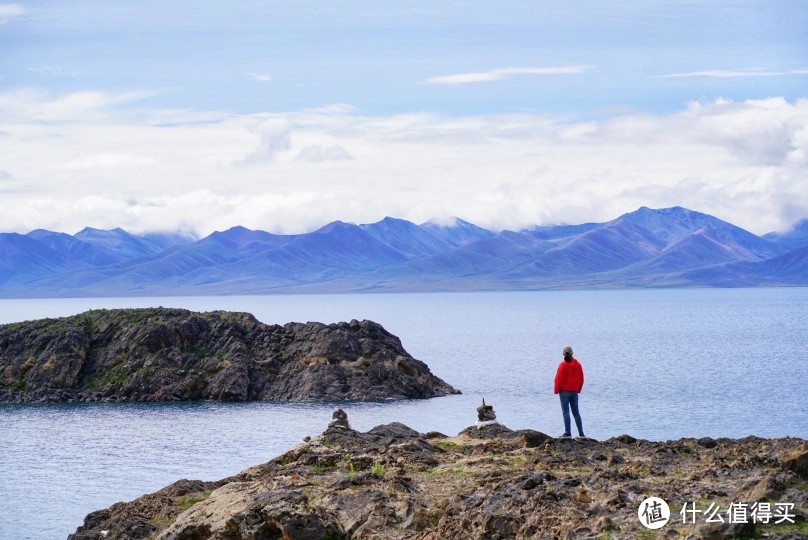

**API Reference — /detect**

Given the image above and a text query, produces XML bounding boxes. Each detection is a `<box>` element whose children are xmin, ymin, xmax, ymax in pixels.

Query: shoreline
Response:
<box><xmin>68</xmin><ymin>414</ymin><xmax>808</xmax><ymax>540</ymax></box>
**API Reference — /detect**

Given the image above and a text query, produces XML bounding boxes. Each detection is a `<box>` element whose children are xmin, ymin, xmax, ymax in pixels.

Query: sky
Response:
<box><xmin>1</xmin><ymin>0</ymin><xmax>807</xmax><ymax>237</ymax></box>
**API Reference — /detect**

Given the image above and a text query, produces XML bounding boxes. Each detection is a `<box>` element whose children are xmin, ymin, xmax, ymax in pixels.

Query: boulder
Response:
<box><xmin>780</xmin><ymin>444</ymin><xmax>808</xmax><ymax>478</ymax></box>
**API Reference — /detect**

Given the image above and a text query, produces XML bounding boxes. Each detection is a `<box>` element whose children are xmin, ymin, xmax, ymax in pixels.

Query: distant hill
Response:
<box><xmin>73</xmin><ymin>227</ymin><xmax>195</xmax><ymax>260</ymax></box>
<box><xmin>1</xmin><ymin>207</ymin><xmax>806</xmax><ymax>297</ymax></box>
<box><xmin>764</xmin><ymin>219</ymin><xmax>808</xmax><ymax>252</ymax></box>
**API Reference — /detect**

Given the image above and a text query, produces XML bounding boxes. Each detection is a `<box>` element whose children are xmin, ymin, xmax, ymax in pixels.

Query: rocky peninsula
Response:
<box><xmin>0</xmin><ymin>308</ymin><xmax>458</xmax><ymax>403</ymax></box>
<box><xmin>68</xmin><ymin>407</ymin><xmax>808</xmax><ymax>539</ymax></box>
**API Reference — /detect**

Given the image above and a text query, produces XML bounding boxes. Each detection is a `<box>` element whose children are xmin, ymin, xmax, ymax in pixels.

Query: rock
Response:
<box><xmin>68</xmin><ymin>479</ymin><xmax>228</xmax><ymax>540</ymax></box>
<box><xmin>459</xmin><ymin>422</ymin><xmax>513</xmax><ymax>439</ymax></box>
<box><xmin>780</xmin><ymin>444</ymin><xmax>808</xmax><ymax>478</ymax></box>
<box><xmin>68</xmin><ymin>423</ymin><xmax>808</xmax><ymax>540</ymax></box>
<box><xmin>734</xmin><ymin>473</ymin><xmax>785</xmax><ymax>502</ymax></box>
<box><xmin>519</xmin><ymin>429</ymin><xmax>552</xmax><ymax>448</ymax></box>
<box><xmin>575</xmin><ymin>486</ymin><xmax>592</xmax><ymax>503</ymax></box>
<box><xmin>697</xmin><ymin>436</ymin><xmax>718</xmax><ymax>449</ymax></box>
<box><xmin>0</xmin><ymin>308</ymin><xmax>460</xmax><ymax>403</ymax></box>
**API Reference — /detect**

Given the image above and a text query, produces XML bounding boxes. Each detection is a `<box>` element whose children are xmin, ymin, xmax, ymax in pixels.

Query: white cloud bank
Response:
<box><xmin>0</xmin><ymin>90</ymin><xmax>806</xmax><ymax>237</ymax></box>
<box><xmin>662</xmin><ymin>68</ymin><xmax>808</xmax><ymax>79</ymax></box>
<box><xmin>420</xmin><ymin>66</ymin><xmax>593</xmax><ymax>85</ymax></box>
<box><xmin>248</xmin><ymin>72</ymin><xmax>273</xmax><ymax>82</ymax></box>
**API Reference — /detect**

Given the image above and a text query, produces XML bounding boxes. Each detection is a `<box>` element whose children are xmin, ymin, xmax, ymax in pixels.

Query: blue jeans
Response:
<box><xmin>559</xmin><ymin>391</ymin><xmax>584</xmax><ymax>436</ymax></box>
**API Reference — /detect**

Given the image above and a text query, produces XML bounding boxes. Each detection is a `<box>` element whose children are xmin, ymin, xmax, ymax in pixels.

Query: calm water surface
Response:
<box><xmin>1</xmin><ymin>288</ymin><xmax>806</xmax><ymax>539</ymax></box>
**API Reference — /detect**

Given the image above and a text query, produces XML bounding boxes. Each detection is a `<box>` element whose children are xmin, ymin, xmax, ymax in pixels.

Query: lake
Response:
<box><xmin>1</xmin><ymin>288</ymin><xmax>806</xmax><ymax>539</ymax></box>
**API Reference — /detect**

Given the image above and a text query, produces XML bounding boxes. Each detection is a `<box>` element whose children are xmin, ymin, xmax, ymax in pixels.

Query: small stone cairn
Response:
<box><xmin>328</xmin><ymin>408</ymin><xmax>351</xmax><ymax>429</ymax></box>
<box><xmin>476</xmin><ymin>398</ymin><xmax>498</xmax><ymax>427</ymax></box>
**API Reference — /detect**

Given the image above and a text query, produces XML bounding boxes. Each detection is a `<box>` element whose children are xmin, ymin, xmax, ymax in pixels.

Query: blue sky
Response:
<box><xmin>1</xmin><ymin>1</ymin><xmax>807</xmax><ymax>236</ymax></box>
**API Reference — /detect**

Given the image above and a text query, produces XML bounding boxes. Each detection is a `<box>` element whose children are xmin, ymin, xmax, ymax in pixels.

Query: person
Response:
<box><xmin>553</xmin><ymin>345</ymin><xmax>585</xmax><ymax>438</ymax></box>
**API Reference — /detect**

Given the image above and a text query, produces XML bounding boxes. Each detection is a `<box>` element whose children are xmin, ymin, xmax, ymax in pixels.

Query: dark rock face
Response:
<box><xmin>67</xmin><ymin>479</ymin><xmax>230</xmax><ymax>540</ymax></box>
<box><xmin>0</xmin><ymin>308</ymin><xmax>459</xmax><ymax>403</ymax></box>
<box><xmin>68</xmin><ymin>422</ymin><xmax>808</xmax><ymax>540</ymax></box>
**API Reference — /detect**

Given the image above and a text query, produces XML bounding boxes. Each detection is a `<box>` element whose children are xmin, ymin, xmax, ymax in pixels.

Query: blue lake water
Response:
<box><xmin>1</xmin><ymin>288</ymin><xmax>806</xmax><ymax>539</ymax></box>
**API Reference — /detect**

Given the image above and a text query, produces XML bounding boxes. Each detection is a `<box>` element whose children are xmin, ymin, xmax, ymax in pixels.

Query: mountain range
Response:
<box><xmin>1</xmin><ymin>206</ymin><xmax>806</xmax><ymax>297</ymax></box>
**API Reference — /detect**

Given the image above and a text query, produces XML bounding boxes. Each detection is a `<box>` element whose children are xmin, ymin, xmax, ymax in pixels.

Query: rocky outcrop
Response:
<box><xmin>0</xmin><ymin>308</ymin><xmax>459</xmax><ymax>403</ymax></box>
<box><xmin>69</xmin><ymin>411</ymin><xmax>808</xmax><ymax>539</ymax></box>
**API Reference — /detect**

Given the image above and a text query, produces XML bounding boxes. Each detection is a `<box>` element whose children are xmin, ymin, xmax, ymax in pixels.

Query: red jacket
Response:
<box><xmin>554</xmin><ymin>357</ymin><xmax>584</xmax><ymax>394</ymax></box>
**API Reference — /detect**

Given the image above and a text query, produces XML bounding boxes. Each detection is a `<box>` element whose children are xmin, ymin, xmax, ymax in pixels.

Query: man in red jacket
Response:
<box><xmin>553</xmin><ymin>345</ymin><xmax>585</xmax><ymax>438</ymax></box>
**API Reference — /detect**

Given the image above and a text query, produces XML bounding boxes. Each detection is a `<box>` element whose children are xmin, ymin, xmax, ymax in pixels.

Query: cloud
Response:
<box><xmin>295</xmin><ymin>145</ymin><xmax>352</xmax><ymax>162</ymax></box>
<box><xmin>419</xmin><ymin>66</ymin><xmax>593</xmax><ymax>85</ymax></box>
<box><xmin>0</xmin><ymin>4</ymin><xmax>24</xmax><ymax>24</ymax></box>
<box><xmin>242</xmin><ymin>118</ymin><xmax>292</xmax><ymax>164</ymax></box>
<box><xmin>0</xmin><ymin>89</ymin><xmax>806</xmax><ymax>236</ymax></box>
<box><xmin>248</xmin><ymin>72</ymin><xmax>273</xmax><ymax>82</ymax></box>
<box><xmin>0</xmin><ymin>88</ymin><xmax>158</xmax><ymax>122</ymax></box>
<box><xmin>661</xmin><ymin>68</ymin><xmax>808</xmax><ymax>79</ymax></box>
<box><xmin>27</xmin><ymin>66</ymin><xmax>85</xmax><ymax>77</ymax></box>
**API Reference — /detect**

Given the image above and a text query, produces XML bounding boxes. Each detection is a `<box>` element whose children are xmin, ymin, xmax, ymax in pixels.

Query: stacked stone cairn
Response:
<box><xmin>476</xmin><ymin>398</ymin><xmax>498</xmax><ymax>427</ymax></box>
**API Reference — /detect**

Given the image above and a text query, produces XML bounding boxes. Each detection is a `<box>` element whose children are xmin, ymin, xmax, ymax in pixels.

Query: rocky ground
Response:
<box><xmin>0</xmin><ymin>308</ymin><xmax>458</xmax><ymax>403</ymax></box>
<box><xmin>68</xmin><ymin>409</ymin><xmax>808</xmax><ymax>540</ymax></box>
